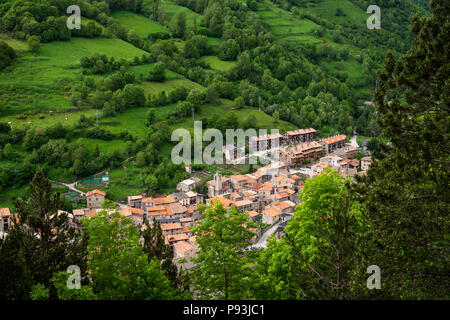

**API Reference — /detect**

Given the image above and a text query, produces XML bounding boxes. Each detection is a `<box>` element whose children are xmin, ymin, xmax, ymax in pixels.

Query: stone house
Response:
<box><xmin>86</xmin><ymin>190</ymin><xmax>106</xmax><ymax>208</ymax></box>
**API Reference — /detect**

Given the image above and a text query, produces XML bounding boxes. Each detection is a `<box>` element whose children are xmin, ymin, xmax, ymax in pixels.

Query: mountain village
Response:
<box><xmin>0</xmin><ymin>127</ymin><xmax>372</xmax><ymax>271</ymax></box>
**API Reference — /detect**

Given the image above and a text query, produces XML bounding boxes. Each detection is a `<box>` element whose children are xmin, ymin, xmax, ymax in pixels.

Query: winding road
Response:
<box><xmin>51</xmin><ymin>180</ymin><xmax>127</xmax><ymax>209</ymax></box>
<box><xmin>252</xmin><ymin>222</ymin><xmax>280</xmax><ymax>249</ymax></box>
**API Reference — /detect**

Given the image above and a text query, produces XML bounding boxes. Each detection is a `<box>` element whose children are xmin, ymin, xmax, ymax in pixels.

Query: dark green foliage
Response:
<box><xmin>0</xmin><ymin>169</ymin><xmax>87</xmax><ymax>299</ymax></box>
<box><xmin>0</xmin><ymin>41</ymin><xmax>15</xmax><ymax>70</ymax></box>
<box><xmin>351</xmin><ymin>0</ymin><xmax>449</xmax><ymax>299</ymax></box>
<box><xmin>142</xmin><ymin>219</ymin><xmax>188</xmax><ymax>293</ymax></box>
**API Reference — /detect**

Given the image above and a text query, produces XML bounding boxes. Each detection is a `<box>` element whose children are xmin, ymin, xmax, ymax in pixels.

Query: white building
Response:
<box><xmin>361</xmin><ymin>156</ymin><xmax>372</xmax><ymax>171</ymax></box>
<box><xmin>177</xmin><ymin>179</ymin><xmax>196</xmax><ymax>192</ymax></box>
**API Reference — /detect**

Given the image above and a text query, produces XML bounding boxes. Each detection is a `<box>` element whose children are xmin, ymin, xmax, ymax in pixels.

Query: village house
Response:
<box><xmin>337</xmin><ymin>145</ymin><xmax>358</xmax><ymax>159</ymax></box>
<box><xmin>120</xmin><ymin>207</ymin><xmax>145</xmax><ymax>226</ymax></box>
<box><xmin>187</xmin><ymin>191</ymin><xmax>203</xmax><ymax>205</ymax></box>
<box><xmin>275</xmin><ymin>221</ymin><xmax>288</xmax><ymax>240</ymax></box>
<box><xmin>361</xmin><ymin>156</ymin><xmax>372</xmax><ymax>171</ymax></box>
<box><xmin>279</xmin><ymin>141</ymin><xmax>323</xmax><ymax>166</ymax></box>
<box><xmin>207</xmin><ymin>172</ymin><xmax>232</xmax><ymax>198</ymax></box>
<box><xmin>340</xmin><ymin>158</ymin><xmax>360</xmax><ymax>170</ymax></box>
<box><xmin>180</xmin><ymin>217</ymin><xmax>195</xmax><ymax>227</ymax></box>
<box><xmin>272</xmin><ymin>200</ymin><xmax>296</xmax><ymax>215</ymax></box>
<box><xmin>325</xmin><ymin>155</ymin><xmax>343</xmax><ymax>168</ymax></box>
<box><xmin>288</xmin><ymin>174</ymin><xmax>304</xmax><ymax>186</ymax></box>
<box><xmin>173</xmin><ymin>240</ymin><xmax>199</xmax><ymax>270</ymax></box>
<box><xmin>248</xmin><ymin>210</ymin><xmax>260</xmax><ymax>222</ymax></box>
<box><xmin>274</xmin><ymin>192</ymin><xmax>290</xmax><ymax>202</ymax></box>
<box><xmin>182</xmin><ymin>225</ymin><xmax>192</xmax><ymax>235</ymax></box>
<box><xmin>187</xmin><ymin>205</ymin><xmax>202</xmax><ymax>221</ymax></box>
<box><xmin>165</xmin><ymin>233</ymin><xmax>189</xmax><ymax>245</ymax></box>
<box><xmin>262</xmin><ymin>199</ymin><xmax>297</xmax><ymax>225</ymax></box>
<box><xmin>169</xmin><ymin>192</ymin><xmax>189</xmax><ymax>206</ymax></box>
<box><xmin>249</xmin><ymin>132</ymin><xmax>283</xmax><ymax>152</ymax></box>
<box><xmin>205</xmin><ymin>196</ymin><xmax>235</xmax><ymax>210</ymax></box>
<box><xmin>313</xmin><ymin>161</ymin><xmax>330</xmax><ymax>173</ymax></box>
<box><xmin>184</xmin><ymin>163</ymin><xmax>192</xmax><ymax>174</ymax></box>
<box><xmin>161</xmin><ymin>223</ymin><xmax>183</xmax><ymax>236</ymax></box>
<box><xmin>157</xmin><ymin>217</ymin><xmax>180</xmax><ymax>225</ymax></box>
<box><xmin>234</xmin><ymin>199</ymin><xmax>256</xmax><ymax>213</ymax></box>
<box><xmin>167</xmin><ymin>202</ymin><xmax>189</xmax><ymax>219</ymax></box>
<box><xmin>255</xmin><ymin>161</ymin><xmax>289</xmax><ymax>177</ymax></box>
<box><xmin>0</xmin><ymin>208</ymin><xmax>11</xmax><ymax>233</ymax></box>
<box><xmin>349</xmin><ymin>158</ymin><xmax>360</xmax><ymax>169</ymax></box>
<box><xmin>273</xmin><ymin>176</ymin><xmax>295</xmax><ymax>192</ymax></box>
<box><xmin>86</xmin><ymin>189</ymin><xmax>106</xmax><ymax>208</ymax></box>
<box><xmin>223</xmin><ymin>144</ymin><xmax>245</xmax><ymax>163</ymax></box>
<box><xmin>277</xmin><ymin>188</ymin><xmax>297</xmax><ymax>202</ymax></box>
<box><xmin>283</xmin><ymin>128</ymin><xmax>317</xmax><ymax>144</ymax></box>
<box><xmin>141</xmin><ymin>196</ymin><xmax>176</xmax><ymax>210</ymax></box>
<box><xmin>230</xmin><ymin>174</ymin><xmax>247</xmax><ymax>187</ymax></box>
<box><xmin>176</xmin><ymin>178</ymin><xmax>197</xmax><ymax>192</ymax></box>
<box><xmin>262</xmin><ymin>206</ymin><xmax>282</xmax><ymax>225</ymax></box>
<box><xmin>230</xmin><ymin>192</ymin><xmax>243</xmax><ymax>202</ymax></box>
<box><xmin>321</xmin><ymin>135</ymin><xmax>347</xmax><ymax>154</ymax></box>
<box><xmin>127</xmin><ymin>195</ymin><xmax>143</xmax><ymax>208</ymax></box>
<box><xmin>72</xmin><ymin>209</ymin><xmax>87</xmax><ymax>223</ymax></box>
<box><xmin>256</xmin><ymin>181</ymin><xmax>275</xmax><ymax>204</ymax></box>
<box><xmin>242</xmin><ymin>190</ymin><xmax>258</xmax><ymax>201</ymax></box>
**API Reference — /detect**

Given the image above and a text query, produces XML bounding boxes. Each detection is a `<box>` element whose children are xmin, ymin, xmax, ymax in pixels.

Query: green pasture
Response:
<box><xmin>129</xmin><ymin>63</ymin><xmax>183</xmax><ymax>80</ymax></box>
<box><xmin>0</xmin><ymin>36</ymin><xmax>146</xmax><ymax>118</ymax></box>
<box><xmin>111</xmin><ymin>11</ymin><xmax>170</xmax><ymax>38</ymax></box>
<box><xmin>139</xmin><ymin>78</ymin><xmax>203</xmax><ymax>96</ymax></box>
<box><xmin>159</xmin><ymin>1</ymin><xmax>202</xmax><ymax>28</ymax></box>
<box><xmin>199</xmin><ymin>56</ymin><xmax>236</xmax><ymax>72</ymax></box>
<box><xmin>306</xmin><ymin>0</ymin><xmax>368</xmax><ymax>28</ymax></box>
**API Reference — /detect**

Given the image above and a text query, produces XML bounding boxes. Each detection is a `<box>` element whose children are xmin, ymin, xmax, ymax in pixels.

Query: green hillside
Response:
<box><xmin>0</xmin><ymin>0</ymin><xmax>424</xmax><ymax>207</ymax></box>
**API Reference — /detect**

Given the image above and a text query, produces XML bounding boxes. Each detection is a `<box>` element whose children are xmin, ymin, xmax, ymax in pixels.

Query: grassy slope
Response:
<box><xmin>257</xmin><ymin>0</ymin><xmax>321</xmax><ymax>44</ymax></box>
<box><xmin>111</xmin><ymin>10</ymin><xmax>170</xmax><ymax>37</ymax></box>
<box><xmin>199</xmin><ymin>56</ymin><xmax>237</xmax><ymax>72</ymax></box>
<box><xmin>256</xmin><ymin>0</ymin><xmax>370</xmax><ymax>97</ymax></box>
<box><xmin>159</xmin><ymin>1</ymin><xmax>202</xmax><ymax>28</ymax></box>
<box><xmin>0</xmin><ymin>0</ymin><xmax>378</xmax><ymax>206</ymax></box>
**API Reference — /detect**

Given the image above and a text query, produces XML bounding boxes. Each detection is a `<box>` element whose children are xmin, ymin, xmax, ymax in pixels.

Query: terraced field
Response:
<box><xmin>129</xmin><ymin>63</ymin><xmax>183</xmax><ymax>80</ymax></box>
<box><xmin>257</xmin><ymin>0</ymin><xmax>320</xmax><ymax>44</ymax></box>
<box><xmin>200</xmin><ymin>56</ymin><xmax>236</xmax><ymax>72</ymax></box>
<box><xmin>111</xmin><ymin>11</ymin><xmax>170</xmax><ymax>38</ymax></box>
<box><xmin>305</xmin><ymin>0</ymin><xmax>368</xmax><ymax>27</ymax></box>
<box><xmin>159</xmin><ymin>1</ymin><xmax>202</xmax><ymax>28</ymax></box>
<box><xmin>0</xmin><ymin>37</ymin><xmax>146</xmax><ymax>114</ymax></box>
<box><xmin>139</xmin><ymin>78</ymin><xmax>203</xmax><ymax>96</ymax></box>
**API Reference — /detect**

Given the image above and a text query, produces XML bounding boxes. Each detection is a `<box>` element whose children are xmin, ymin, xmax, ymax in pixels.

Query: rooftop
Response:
<box><xmin>286</xmin><ymin>128</ymin><xmax>316</xmax><ymax>136</ymax></box>
<box><xmin>0</xmin><ymin>208</ymin><xmax>11</xmax><ymax>217</ymax></box>
<box><xmin>161</xmin><ymin>223</ymin><xmax>182</xmax><ymax>231</ymax></box>
<box><xmin>180</xmin><ymin>179</ymin><xmax>196</xmax><ymax>185</ymax></box>
<box><xmin>165</xmin><ymin>233</ymin><xmax>189</xmax><ymax>243</ymax></box>
<box><xmin>234</xmin><ymin>199</ymin><xmax>254</xmax><ymax>207</ymax></box>
<box><xmin>321</xmin><ymin>135</ymin><xmax>346</xmax><ymax>145</ymax></box>
<box><xmin>264</xmin><ymin>207</ymin><xmax>282</xmax><ymax>217</ymax></box>
<box><xmin>86</xmin><ymin>189</ymin><xmax>106</xmax><ymax>197</ymax></box>
<box><xmin>120</xmin><ymin>207</ymin><xmax>144</xmax><ymax>216</ymax></box>
<box><xmin>250</xmin><ymin>133</ymin><xmax>283</xmax><ymax>142</ymax></box>
<box><xmin>173</xmin><ymin>240</ymin><xmax>198</xmax><ymax>254</ymax></box>
<box><xmin>248</xmin><ymin>210</ymin><xmax>260</xmax><ymax>217</ymax></box>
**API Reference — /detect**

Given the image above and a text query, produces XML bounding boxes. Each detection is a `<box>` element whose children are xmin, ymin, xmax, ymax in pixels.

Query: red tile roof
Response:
<box><xmin>86</xmin><ymin>189</ymin><xmax>106</xmax><ymax>197</ymax></box>
<box><xmin>0</xmin><ymin>208</ymin><xmax>11</xmax><ymax>217</ymax></box>
<box><xmin>321</xmin><ymin>135</ymin><xmax>346</xmax><ymax>145</ymax></box>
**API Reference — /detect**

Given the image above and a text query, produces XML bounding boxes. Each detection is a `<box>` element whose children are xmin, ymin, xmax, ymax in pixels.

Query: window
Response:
<box><xmin>3</xmin><ymin>218</ymin><xmax>8</xmax><ymax>231</ymax></box>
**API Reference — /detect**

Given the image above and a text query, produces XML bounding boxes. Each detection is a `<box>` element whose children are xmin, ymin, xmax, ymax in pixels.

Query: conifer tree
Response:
<box><xmin>142</xmin><ymin>219</ymin><xmax>187</xmax><ymax>294</ymax></box>
<box><xmin>0</xmin><ymin>169</ymin><xmax>87</xmax><ymax>299</ymax></box>
<box><xmin>351</xmin><ymin>0</ymin><xmax>449</xmax><ymax>299</ymax></box>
